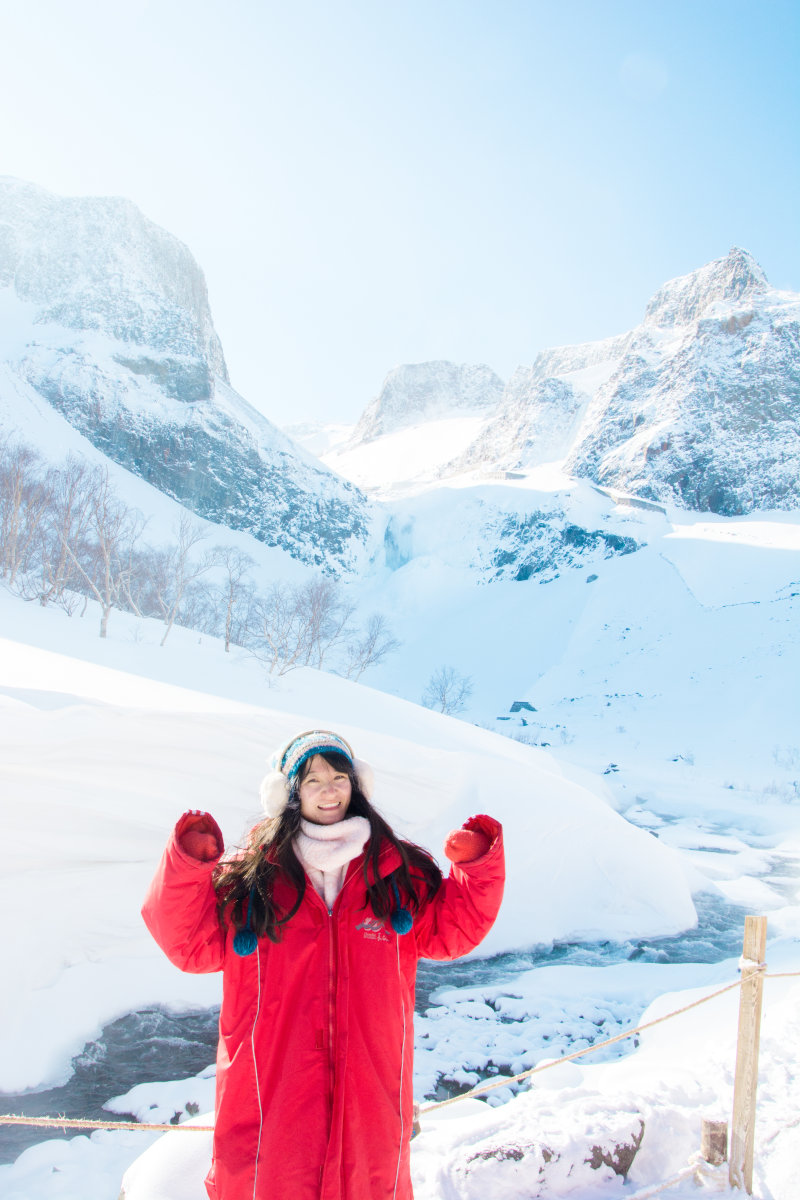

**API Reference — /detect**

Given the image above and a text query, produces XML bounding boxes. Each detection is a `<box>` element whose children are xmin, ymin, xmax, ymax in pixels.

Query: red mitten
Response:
<box><xmin>444</xmin><ymin>827</ymin><xmax>491</xmax><ymax>864</ymax></box>
<box><xmin>176</xmin><ymin>811</ymin><xmax>222</xmax><ymax>862</ymax></box>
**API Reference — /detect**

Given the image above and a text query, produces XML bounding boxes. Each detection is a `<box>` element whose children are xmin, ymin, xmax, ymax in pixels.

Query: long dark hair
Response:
<box><xmin>214</xmin><ymin>751</ymin><xmax>442</xmax><ymax>943</ymax></box>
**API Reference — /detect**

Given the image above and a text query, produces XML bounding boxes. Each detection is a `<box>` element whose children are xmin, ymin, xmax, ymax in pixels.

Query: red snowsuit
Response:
<box><xmin>142</xmin><ymin>814</ymin><xmax>504</xmax><ymax>1200</ymax></box>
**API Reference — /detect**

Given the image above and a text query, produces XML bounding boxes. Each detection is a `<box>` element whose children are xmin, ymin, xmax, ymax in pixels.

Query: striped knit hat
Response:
<box><xmin>260</xmin><ymin>729</ymin><xmax>374</xmax><ymax>817</ymax></box>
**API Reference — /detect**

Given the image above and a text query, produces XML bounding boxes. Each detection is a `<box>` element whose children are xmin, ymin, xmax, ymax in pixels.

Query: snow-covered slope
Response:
<box><xmin>0</xmin><ymin>178</ymin><xmax>371</xmax><ymax>570</ymax></box>
<box><xmin>313</xmin><ymin>361</ymin><xmax>505</xmax><ymax>493</ymax></box>
<box><xmin>383</xmin><ymin>496</ymin><xmax>799</xmax><ymax>772</ymax></box>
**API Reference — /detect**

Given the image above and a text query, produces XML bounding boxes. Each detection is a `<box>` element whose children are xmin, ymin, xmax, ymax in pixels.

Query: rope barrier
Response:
<box><xmin>623</xmin><ymin>1154</ymin><xmax>729</xmax><ymax>1199</ymax></box>
<box><xmin>1</xmin><ymin>967</ymin><xmax>797</xmax><ymax>1135</ymax></box>
<box><xmin>0</xmin><ymin>1115</ymin><xmax>213</xmax><ymax>1133</ymax></box>
<box><xmin>623</xmin><ymin>1162</ymin><xmax>697</xmax><ymax>1199</ymax></box>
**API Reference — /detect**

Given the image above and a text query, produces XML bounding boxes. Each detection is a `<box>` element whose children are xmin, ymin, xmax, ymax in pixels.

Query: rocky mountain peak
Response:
<box><xmin>643</xmin><ymin>246</ymin><xmax>769</xmax><ymax>329</ymax></box>
<box><xmin>0</xmin><ymin>176</ymin><xmax>227</xmax><ymax>378</ymax></box>
<box><xmin>352</xmin><ymin>360</ymin><xmax>504</xmax><ymax>443</ymax></box>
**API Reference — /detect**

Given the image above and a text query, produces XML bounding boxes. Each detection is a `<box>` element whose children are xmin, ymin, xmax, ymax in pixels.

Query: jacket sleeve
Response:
<box><xmin>413</xmin><ymin>815</ymin><xmax>505</xmax><ymax>961</ymax></box>
<box><xmin>141</xmin><ymin>814</ymin><xmax>227</xmax><ymax>974</ymax></box>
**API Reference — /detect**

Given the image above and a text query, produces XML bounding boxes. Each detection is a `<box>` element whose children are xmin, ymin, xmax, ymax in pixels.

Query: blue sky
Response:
<box><xmin>1</xmin><ymin>0</ymin><xmax>798</xmax><ymax>424</ymax></box>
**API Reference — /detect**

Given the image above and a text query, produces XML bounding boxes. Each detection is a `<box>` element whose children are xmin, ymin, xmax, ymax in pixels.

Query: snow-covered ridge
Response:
<box><xmin>330</xmin><ymin>248</ymin><xmax>799</xmax><ymax>517</ymax></box>
<box><xmin>565</xmin><ymin>267</ymin><xmax>800</xmax><ymax>514</ymax></box>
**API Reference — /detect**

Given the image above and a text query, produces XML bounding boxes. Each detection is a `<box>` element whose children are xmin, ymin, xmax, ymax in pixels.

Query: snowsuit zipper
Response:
<box><xmin>327</xmin><ymin>906</ymin><xmax>336</xmax><ymax>1110</ymax></box>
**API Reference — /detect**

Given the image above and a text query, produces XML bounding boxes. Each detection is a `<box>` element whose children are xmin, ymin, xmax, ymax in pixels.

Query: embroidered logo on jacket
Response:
<box><xmin>355</xmin><ymin>916</ymin><xmax>390</xmax><ymax>942</ymax></box>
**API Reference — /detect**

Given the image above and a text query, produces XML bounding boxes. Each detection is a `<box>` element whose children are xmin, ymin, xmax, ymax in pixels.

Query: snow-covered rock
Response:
<box><xmin>642</xmin><ymin>246</ymin><xmax>769</xmax><ymax>328</ymax></box>
<box><xmin>566</xmin><ymin>249</ymin><xmax>800</xmax><ymax>515</ymax></box>
<box><xmin>0</xmin><ymin>178</ymin><xmax>371</xmax><ymax>570</ymax></box>
<box><xmin>446</xmin><ymin>376</ymin><xmax>588</xmax><ymax>475</ymax></box>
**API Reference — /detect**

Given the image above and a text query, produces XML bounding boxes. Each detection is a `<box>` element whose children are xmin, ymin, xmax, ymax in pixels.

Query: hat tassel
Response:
<box><xmin>233</xmin><ymin>886</ymin><xmax>258</xmax><ymax>956</ymax></box>
<box><xmin>390</xmin><ymin>879</ymin><xmax>413</xmax><ymax>935</ymax></box>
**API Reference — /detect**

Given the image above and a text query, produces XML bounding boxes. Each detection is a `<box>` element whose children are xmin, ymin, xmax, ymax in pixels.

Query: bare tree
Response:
<box><xmin>0</xmin><ymin>440</ymin><xmax>51</xmax><ymax>589</ymax></box>
<box><xmin>60</xmin><ymin>467</ymin><xmax>146</xmax><ymax>637</ymax></box>
<box><xmin>246</xmin><ymin>575</ymin><xmax>356</xmax><ymax>675</ymax></box>
<box><xmin>421</xmin><ymin>666</ymin><xmax>474</xmax><ymax>715</ymax></box>
<box><xmin>35</xmin><ymin>457</ymin><xmax>99</xmax><ymax>611</ymax></box>
<box><xmin>146</xmin><ymin>514</ymin><xmax>211</xmax><ymax>645</ymax></box>
<box><xmin>209</xmin><ymin>545</ymin><xmax>256</xmax><ymax>651</ymax></box>
<box><xmin>342</xmin><ymin>613</ymin><xmax>401</xmax><ymax>681</ymax></box>
<box><xmin>0</xmin><ymin>436</ymin><xmax>399</xmax><ymax>684</ymax></box>
<box><xmin>248</xmin><ymin>581</ymin><xmax>307</xmax><ymax>674</ymax></box>
<box><xmin>117</xmin><ymin>542</ymin><xmax>158</xmax><ymax>620</ymax></box>
<box><xmin>176</xmin><ymin>581</ymin><xmax>221</xmax><ymax>639</ymax></box>
<box><xmin>294</xmin><ymin>577</ymin><xmax>356</xmax><ymax>669</ymax></box>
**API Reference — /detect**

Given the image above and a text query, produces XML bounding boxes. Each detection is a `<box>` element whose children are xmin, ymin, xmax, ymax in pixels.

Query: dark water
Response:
<box><xmin>0</xmin><ymin>892</ymin><xmax>751</xmax><ymax>1165</ymax></box>
<box><xmin>415</xmin><ymin>890</ymin><xmax>753</xmax><ymax>1006</ymax></box>
<box><xmin>0</xmin><ymin>1008</ymin><xmax>220</xmax><ymax>1165</ymax></box>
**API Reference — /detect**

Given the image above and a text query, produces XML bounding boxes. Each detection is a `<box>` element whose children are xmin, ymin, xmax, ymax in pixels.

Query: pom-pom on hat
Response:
<box><xmin>260</xmin><ymin>729</ymin><xmax>374</xmax><ymax>817</ymax></box>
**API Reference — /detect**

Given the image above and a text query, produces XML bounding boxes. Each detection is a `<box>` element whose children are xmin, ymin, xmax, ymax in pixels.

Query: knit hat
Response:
<box><xmin>260</xmin><ymin>729</ymin><xmax>375</xmax><ymax>817</ymax></box>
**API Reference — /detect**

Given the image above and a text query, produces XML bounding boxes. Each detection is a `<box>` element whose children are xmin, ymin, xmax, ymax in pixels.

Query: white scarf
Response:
<box><xmin>295</xmin><ymin>815</ymin><xmax>370</xmax><ymax>911</ymax></box>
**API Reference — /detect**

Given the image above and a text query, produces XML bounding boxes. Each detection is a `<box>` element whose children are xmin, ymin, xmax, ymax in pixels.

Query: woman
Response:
<box><xmin>142</xmin><ymin>729</ymin><xmax>504</xmax><ymax>1200</ymax></box>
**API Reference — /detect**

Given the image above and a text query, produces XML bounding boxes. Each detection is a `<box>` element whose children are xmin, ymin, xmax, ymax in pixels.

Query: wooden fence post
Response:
<box><xmin>700</xmin><ymin>1117</ymin><xmax>728</xmax><ymax>1166</ymax></box>
<box><xmin>728</xmin><ymin>915</ymin><xmax>767</xmax><ymax>1193</ymax></box>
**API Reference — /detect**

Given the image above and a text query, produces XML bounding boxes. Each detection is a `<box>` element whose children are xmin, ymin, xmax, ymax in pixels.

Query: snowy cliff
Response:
<box><xmin>0</xmin><ymin>176</ymin><xmax>227</xmax><ymax>375</ymax></box>
<box><xmin>564</xmin><ymin>250</ymin><xmax>800</xmax><ymax>514</ymax></box>
<box><xmin>0</xmin><ymin>178</ymin><xmax>371</xmax><ymax>569</ymax></box>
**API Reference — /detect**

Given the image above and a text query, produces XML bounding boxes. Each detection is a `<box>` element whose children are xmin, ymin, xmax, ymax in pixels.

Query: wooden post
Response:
<box><xmin>701</xmin><ymin>1118</ymin><xmax>728</xmax><ymax>1166</ymax></box>
<box><xmin>728</xmin><ymin>916</ymin><xmax>767</xmax><ymax>1193</ymax></box>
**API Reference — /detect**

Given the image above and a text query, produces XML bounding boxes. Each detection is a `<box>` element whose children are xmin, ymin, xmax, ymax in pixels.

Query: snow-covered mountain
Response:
<box><xmin>329</xmin><ymin>249</ymin><xmax>799</xmax><ymax>517</ymax></box>
<box><xmin>565</xmin><ymin>249</ymin><xmax>800</xmax><ymax>514</ymax></box>
<box><xmin>0</xmin><ymin>178</ymin><xmax>371</xmax><ymax>570</ymax></box>
<box><xmin>444</xmin><ymin>333</ymin><xmax>632</xmax><ymax>477</ymax></box>
<box><xmin>351</xmin><ymin>360</ymin><xmax>504</xmax><ymax>443</ymax></box>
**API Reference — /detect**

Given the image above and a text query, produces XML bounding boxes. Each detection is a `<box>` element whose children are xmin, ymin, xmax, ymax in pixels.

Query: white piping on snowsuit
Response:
<box><xmin>392</xmin><ymin>933</ymin><xmax>407</xmax><ymax>1200</ymax></box>
<box><xmin>250</xmin><ymin>949</ymin><xmax>264</xmax><ymax>1200</ymax></box>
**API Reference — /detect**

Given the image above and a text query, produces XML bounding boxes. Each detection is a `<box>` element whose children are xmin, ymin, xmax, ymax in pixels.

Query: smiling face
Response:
<box><xmin>297</xmin><ymin>754</ymin><xmax>353</xmax><ymax>825</ymax></box>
